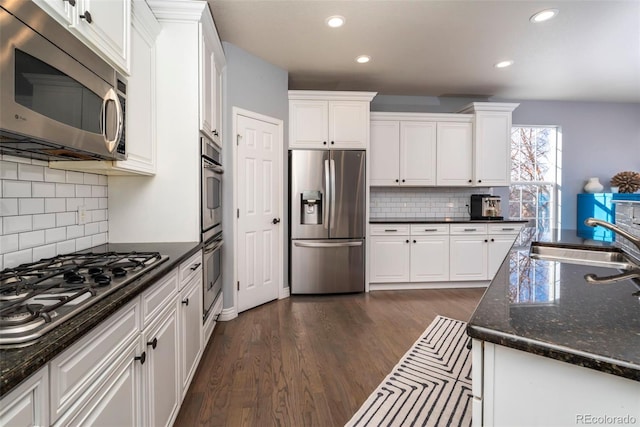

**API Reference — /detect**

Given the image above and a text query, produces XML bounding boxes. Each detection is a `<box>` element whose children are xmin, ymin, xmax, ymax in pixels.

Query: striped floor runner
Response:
<box><xmin>345</xmin><ymin>316</ymin><xmax>472</xmax><ymax>427</ymax></box>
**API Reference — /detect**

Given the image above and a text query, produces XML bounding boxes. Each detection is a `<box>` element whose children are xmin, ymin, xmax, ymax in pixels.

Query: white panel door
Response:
<box><xmin>474</xmin><ymin>112</ymin><xmax>511</xmax><ymax>186</ymax></box>
<box><xmin>487</xmin><ymin>234</ymin><xmax>518</xmax><ymax>278</ymax></box>
<box><xmin>237</xmin><ymin>113</ymin><xmax>281</xmax><ymax>312</ymax></box>
<box><xmin>370</xmin><ymin>121</ymin><xmax>400</xmax><ymax>186</ymax></box>
<box><xmin>436</xmin><ymin>121</ymin><xmax>473</xmax><ymax>186</ymax></box>
<box><xmin>411</xmin><ymin>236</ymin><xmax>450</xmax><ymax>282</ymax></box>
<box><xmin>289</xmin><ymin>100</ymin><xmax>328</xmax><ymax>148</ymax></box>
<box><xmin>369</xmin><ymin>236</ymin><xmax>410</xmax><ymax>283</ymax></box>
<box><xmin>328</xmin><ymin>101</ymin><xmax>368</xmax><ymax>149</ymax></box>
<box><xmin>400</xmin><ymin>121</ymin><xmax>436</xmax><ymax>185</ymax></box>
<box><xmin>449</xmin><ymin>235</ymin><xmax>488</xmax><ymax>281</ymax></box>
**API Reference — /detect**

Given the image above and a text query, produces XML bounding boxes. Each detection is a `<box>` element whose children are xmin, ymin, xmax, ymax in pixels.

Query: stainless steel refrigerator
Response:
<box><xmin>289</xmin><ymin>150</ymin><xmax>365</xmax><ymax>294</ymax></box>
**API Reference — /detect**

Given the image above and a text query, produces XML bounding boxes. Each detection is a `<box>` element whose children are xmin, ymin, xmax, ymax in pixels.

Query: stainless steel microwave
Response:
<box><xmin>0</xmin><ymin>2</ymin><xmax>126</xmax><ymax>161</ymax></box>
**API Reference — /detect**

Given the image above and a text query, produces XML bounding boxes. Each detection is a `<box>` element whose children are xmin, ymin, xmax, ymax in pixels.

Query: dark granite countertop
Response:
<box><xmin>467</xmin><ymin>227</ymin><xmax>640</xmax><ymax>381</ymax></box>
<box><xmin>0</xmin><ymin>241</ymin><xmax>202</xmax><ymax>398</ymax></box>
<box><xmin>370</xmin><ymin>217</ymin><xmax>529</xmax><ymax>224</ymax></box>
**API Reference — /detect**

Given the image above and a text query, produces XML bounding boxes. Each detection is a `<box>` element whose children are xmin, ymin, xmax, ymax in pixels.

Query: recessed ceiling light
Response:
<box><xmin>326</xmin><ymin>15</ymin><xmax>345</xmax><ymax>28</ymax></box>
<box><xmin>494</xmin><ymin>60</ymin><xmax>514</xmax><ymax>68</ymax></box>
<box><xmin>356</xmin><ymin>55</ymin><xmax>371</xmax><ymax>64</ymax></box>
<box><xmin>530</xmin><ymin>9</ymin><xmax>559</xmax><ymax>23</ymax></box>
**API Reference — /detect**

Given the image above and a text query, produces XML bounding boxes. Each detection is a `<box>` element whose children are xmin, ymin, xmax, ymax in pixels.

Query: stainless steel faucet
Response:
<box><xmin>585</xmin><ymin>218</ymin><xmax>640</xmax><ymax>251</ymax></box>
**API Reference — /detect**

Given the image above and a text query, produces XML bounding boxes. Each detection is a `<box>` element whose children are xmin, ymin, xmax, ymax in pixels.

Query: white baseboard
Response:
<box><xmin>369</xmin><ymin>281</ymin><xmax>489</xmax><ymax>291</ymax></box>
<box><xmin>279</xmin><ymin>286</ymin><xmax>290</xmax><ymax>299</ymax></box>
<box><xmin>218</xmin><ymin>306</ymin><xmax>238</xmax><ymax>321</ymax></box>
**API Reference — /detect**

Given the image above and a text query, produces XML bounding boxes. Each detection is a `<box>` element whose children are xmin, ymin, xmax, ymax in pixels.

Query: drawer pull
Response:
<box><xmin>384</xmin><ymin>229</ymin><xmax>398</xmax><ymax>232</ymax></box>
<box><xmin>134</xmin><ymin>352</ymin><xmax>146</xmax><ymax>365</ymax></box>
<box><xmin>464</xmin><ymin>228</ymin><xmax>477</xmax><ymax>232</ymax></box>
<box><xmin>147</xmin><ymin>338</ymin><xmax>158</xmax><ymax>349</ymax></box>
<box><xmin>501</xmin><ymin>228</ymin><xmax>515</xmax><ymax>231</ymax></box>
<box><xmin>190</xmin><ymin>262</ymin><xmax>201</xmax><ymax>271</ymax></box>
<box><xmin>424</xmin><ymin>228</ymin><xmax>438</xmax><ymax>232</ymax></box>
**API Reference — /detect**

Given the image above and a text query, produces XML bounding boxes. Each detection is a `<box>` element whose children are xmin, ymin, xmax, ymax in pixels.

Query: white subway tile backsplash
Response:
<box><xmin>31</xmin><ymin>159</ymin><xmax>48</xmax><ymax>167</ymax></box>
<box><xmin>45</xmin><ymin>227</ymin><xmax>66</xmax><ymax>244</ymax></box>
<box><xmin>0</xmin><ymin>161</ymin><xmax>18</xmax><ymax>180</ymax></box>
<box><xmin>76</xmin><ymin>184</ymin><xmax>92</xmax><ymax>197</ymax></box>
<box><xmin>33</xmin><ymin>214</ymin><xmax>56</xmax><ymax>230</ymax></box>
<box><xmin>3</xmin><ymin>180</ymin><xmax>31</xmax><ymax>198</ymax></box>
<box><xmin>1</xmin><ymin>155</ymin><xmax>31</xmax><ymax>164</ymax></box>
<box><xmin>1</xmin><ymin>160</ymin><xmax>109</xmax><ymax>269</ymax></box>
<box><xmin>19</xmin><ymin>230</ymin><xmax>45</xmax><ymax>249</ymax></box>
<box><xmin>45</xmin><ymin>198</ymin><xmax>66</xmax><ymax>213</ymax></box>
<box><xmin>1</xmin><ymin>199</ymin><xmax>18</xmax><ymax>216</ymax></box>
<box><xmin>55</xmin><ymin>183</ymin><xmax>75</xmax><ymax>198</ymax></box>
<box><xmin>33</xmin><ymin>244</ymin><xmax>57</xmax><ymax>261</ymax></box>
<box><xmin>44</xmin><ymin>168</ymin><xmax>66</xmax><ymax>183</ymax></box>
<box><xmin>17</xmin><ymin>164</ymin><xmax>44</xmax><ymax>182</ymax></box>
<box><xmin>66</xmin><ymin>171</ymin><xmax>84</xmax><ymax>184</ymax></box>
<box><xmin>4</xmin><ymin>216</ymin><xmax>32</xmax><ymax>234</ymax></box>
<box><xmin>4</xmin><ymin>249</ymin><xmax>32</xmax><ymax>268</ymax></box>
<box><xmin>19</xmin><ymin>198</ymin><xmax>44</xmax><ymax>215</ymax></box>
<box><xmin>56</xmin><ymin>212</ymin><xmax>76</xmax><ymax>227</ymax></box>
<box><xmin>32</xmin><ymin>182</ymin><xmax>56</xmax><ymax>198</ymax></box>
<box><xmin>0</xmin><ymin>234</ymin><xmax>19</xmax><ymax>254</ymax></box>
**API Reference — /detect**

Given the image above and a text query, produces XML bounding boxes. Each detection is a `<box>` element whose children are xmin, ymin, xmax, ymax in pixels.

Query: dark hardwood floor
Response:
<box><xmin>174</xmin><ymin>288</ymin><xmax>485</xmax><ymax>427</ymax></box>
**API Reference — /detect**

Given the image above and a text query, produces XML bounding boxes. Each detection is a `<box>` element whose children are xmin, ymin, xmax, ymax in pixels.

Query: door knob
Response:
<box><xmin>272</xmin><ymin>218</ymin><xmax>281</xmax><ymax>224</ymax></box>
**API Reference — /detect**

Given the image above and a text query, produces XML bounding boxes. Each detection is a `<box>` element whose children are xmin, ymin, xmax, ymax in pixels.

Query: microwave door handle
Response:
<box><xmin>323</xmin><ymin>159</ymin><xmax>330</xmax><ymax>230</ymax></box>
<box><xmin>101</xmin><ymin>88</ymin><xmax>122</xmax><ymax>153</ymax></box>
<box><xmin>204</xmin><ymin>240</ymin><xmax>224</xmax><ymax>253</ymax></box>
<box><xmin>204</xmin><ymin>163</ymin><xmax>224</xmax><ymax>173</ymax></box>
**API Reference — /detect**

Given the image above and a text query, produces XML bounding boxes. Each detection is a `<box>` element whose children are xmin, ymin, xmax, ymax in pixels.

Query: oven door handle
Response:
<box><xmin>204</xmin><ymin>240</ymin><xmax>224</xmax><ymax>253</ymax></box>
<box><xmin>204</xmin><ymin>163</ymin><xmax>224</xmax><ymax>174</ymax></box>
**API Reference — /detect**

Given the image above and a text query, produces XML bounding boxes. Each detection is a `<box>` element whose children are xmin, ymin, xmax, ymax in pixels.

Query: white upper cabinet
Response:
<box><xmin>199</xmin><ymin>12</ymin><xmax>225</xmax><ymax>146</ymax></box>
<box><xmin>401</xmin><ymin>121</ymin><xmax>436</xmax><ymax>185</ymax></box>
<box><xmin>288</xmin><ymin>91</ymin><xmax>376</xmax><ymax>149</ymax></box>
<box><xmin>458</xmin><ymin>102</ymin><xmax>519</xmax><ymax>187</ymax></box>
<box><xmin>370</xmin><ymin>121</ymin><xmax>400</xmax><ymax>185</ymax></box>
<box><xmin>34</xmin><ymin>0</ymin><xmax>131</xmax><ymax>74</ymax></box>
<box><xmin>436</xmin><ymin>121</ymin><xmax>473</xmax><ymax>186</ymax></box>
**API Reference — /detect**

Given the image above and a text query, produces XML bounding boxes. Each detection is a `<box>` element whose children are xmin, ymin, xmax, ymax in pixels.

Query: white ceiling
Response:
<box><xmin>208</xmin><ymin>0</ymin><xmax>640</xmax><ymax>103</ymax></box>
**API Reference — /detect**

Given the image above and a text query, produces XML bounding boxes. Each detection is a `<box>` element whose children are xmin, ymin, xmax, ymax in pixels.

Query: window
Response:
<box><xmin>509</xmin><ymin>126</ymin><xmax>561</xmax><ymax>237</ymax></box>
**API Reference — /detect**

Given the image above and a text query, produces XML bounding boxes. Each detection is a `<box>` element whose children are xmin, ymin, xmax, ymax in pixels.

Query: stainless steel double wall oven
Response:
<box><xmin>201</xmin><ymin>137</ymin><xmax>223</xmax><ymax>322</ymax></box>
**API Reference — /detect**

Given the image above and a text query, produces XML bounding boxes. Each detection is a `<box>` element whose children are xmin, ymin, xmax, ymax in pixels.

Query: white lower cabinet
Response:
<box><xmin>410</xmin><ymin>235</ymin><xmax>450</xmax><ymax>282</ymax></box>
<box><xmin>0</xmin><ymin>366</ymin><xmax>49</xmax><ymax>427</ymax></box>
<box><xmin>449</xmin><ymin>234</ymin><xmax>488</xmax><ymax>281</ymax></box>
<box><xmin>179</xmin><ymin>275</ymin><xmax>204</xmax><ymax>398</ymax></box>
<box><xmin>370</xmin><ymin>235</ymin><xmax>411</xmax><ymax>282</ymax></box>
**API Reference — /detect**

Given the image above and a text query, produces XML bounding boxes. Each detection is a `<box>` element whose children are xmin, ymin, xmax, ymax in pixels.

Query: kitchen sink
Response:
<box><xmin>529</xmin><ymin>244</ymin><xmax>640</xmax><ymax>271</ymax></box>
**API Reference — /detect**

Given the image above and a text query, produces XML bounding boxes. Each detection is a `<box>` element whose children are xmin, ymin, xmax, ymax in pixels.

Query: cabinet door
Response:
<box><xmin>0</xmin><ymin>367</ymin><xmax>49</xmax><ymax>427</ymax></box>
<box><xmin>143</xmin><ymin>306</ymin><xmax>180</xmax><ymax>427</ymax></box>
<box><xmin>474</xmin><ymin>112</ymin><xmax>512</xmax><ymax>186</ymax></box>
<box><xmin>59</xmin><ymin>340</ymin><xmax>143</xmax><ymax>426</ymax></box>
<box><xmin>74</xmin><ymin>0</ymin><xmax>131</xmax><ymax>73</ymax></box>
<box><xmin>400</xmin><ymin>121</ymin><xmax>436</xmax><ymax>185</ymax></box>
<box><xmin>449</xmin><ymin>235</ymin><xmax>488</xmax><ymax>281</ymax></box>
<box><xmin>33</xmin><ymin>0</ymin><xmax>74</xmax><ymax>26</ymax></box>
<box><xmin>369</xmin><ymin>236</ymin><xmax>410</xmax><ymax>283</ymax></box>
<box><xmin>411</xmin><ymin>236</ymin><xmax>450</xmax><ymax>282</ymax></box>
<box><xmin>370</xmin><ymin>121</ymin><xmax>400</xmax><ymax>186</ymax></box>
<box><xmin>179</xmin><ymin>276</ymin><xmax>203</xmax><ymax>397</ymax></box>
<box><xmin>436</xmin><ymin>121</ymin><xmax>473</xmax><ymax>186</ymax></box>
<box><xmin>487</xmin><ymin>234</ymin><xmax>518</xmax><ymax>279</ymax></box>
<box><xmin>213</xmin><ymin>61</ymin><xmax>223</xmax><ymax>144</ymax></box>
<box><xmin>200</xmin><ymin>21</ymin><xmax>216</xmax><ymax>140</ymax></box>
<box><xmin>289</xmin><ymin>100</ymin><xmax>328</xmax><ymax>148</ymax></box>
<box><xmin>328</xmin><ymin>101</ymin><xmax>368</xmax><ymax>149</ymax></box>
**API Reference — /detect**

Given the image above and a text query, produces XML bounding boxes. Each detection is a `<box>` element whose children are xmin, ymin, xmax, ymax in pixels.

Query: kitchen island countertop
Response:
<box><xmin>370</xmin><ymin>217</ymin><xmax>529</xmax><ymax>224</ymax></box>
<box><xmin>466</xmin><ymin>228</ymin><xmax>640</xmax><ymax>381</ymax></box>
<box><xmin>0</xmin><ymin>241</ymin><xmax>202</xmax><ymax>398</ymax></box>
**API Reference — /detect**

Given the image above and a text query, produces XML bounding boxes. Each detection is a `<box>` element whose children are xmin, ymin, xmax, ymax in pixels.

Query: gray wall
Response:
<box><xmin>221</xmin><ymin>42</ymin><xmax>289</xmax><ymax>309</ymax></box>
<box><xmin>371</xmin><ymin>95</ymin><xmax>640</xmax><ymax>229</ymax></box>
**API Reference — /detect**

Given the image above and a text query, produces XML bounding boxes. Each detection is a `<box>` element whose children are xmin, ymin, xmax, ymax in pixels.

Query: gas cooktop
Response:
<box><xmin>0</xmin><ymin>251</ymin><xmax>168</xmax><ymax>348</ymax></box>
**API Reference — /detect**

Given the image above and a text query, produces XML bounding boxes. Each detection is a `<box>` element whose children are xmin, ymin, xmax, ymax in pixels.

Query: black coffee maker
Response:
<box><xmin>470</xmin><ymin>194</ymin><xmax>503</xmax><ymax>220</ymax></box>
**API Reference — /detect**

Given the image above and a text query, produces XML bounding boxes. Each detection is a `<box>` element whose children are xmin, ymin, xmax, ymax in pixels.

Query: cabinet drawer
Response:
<box><xmin>370</xmin><ymin>224</ymin><xmax>410</xmax><ymax>235</ymax></box>
<box><xmin>179</xmin><ymin>251</ymin><xmax>203</xmax><ymax>288</ymax></box>
<box><xmin>410</xmin><ymin>224</ymin><xmax>449</xmax><ymax>235</ymax></box>
<box><xmin>49</xmin><ymin>299</ymin><xmax>140</xmax><ymax>423</ymax></box>
<box><xmin>141</xmin><ymin>268</ymin><xmax>178</xmax><ymax>327</ymax></box>
<box><xmin>487</xmin><ymin>223</ymin><xmax>523</xmax><ymax>235</ymax></box>
<box><xmin>450</xmin><ymin>224</ymin><xmax>487</xmax><ymax>235</ymax></box>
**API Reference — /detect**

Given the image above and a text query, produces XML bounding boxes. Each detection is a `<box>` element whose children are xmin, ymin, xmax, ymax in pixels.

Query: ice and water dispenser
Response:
<box><xmin>300</xmin><ymin>191</ymin><xmax>323</xmax><ymax>225</ymax></box>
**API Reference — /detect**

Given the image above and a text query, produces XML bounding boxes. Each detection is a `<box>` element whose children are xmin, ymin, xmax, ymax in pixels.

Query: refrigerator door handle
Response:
<box><xmin>293</xmin><ymin>241</ymin><xmax>363</xmax><ymax>248</ymax></box>
<box><xmin>330</xmin><ymin>158</ymin><xmax>336</xmax><ymax>230</ymax></box>
<box><xmin>324</xmin><ymin>159</ymin><xmax>330</xmax><ymax>229</ymax></box>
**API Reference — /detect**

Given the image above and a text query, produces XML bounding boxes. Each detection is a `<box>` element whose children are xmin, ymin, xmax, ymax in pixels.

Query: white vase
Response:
<box><xmin>584</xmin><ymin>177</ymin><xmax>604</xmax><ymax>193</ymax></box>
